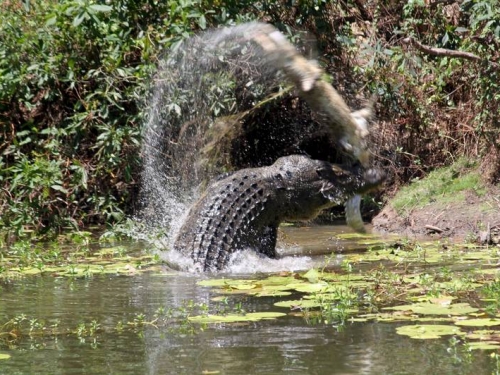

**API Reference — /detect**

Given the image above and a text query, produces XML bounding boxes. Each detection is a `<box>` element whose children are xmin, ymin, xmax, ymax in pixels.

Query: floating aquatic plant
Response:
<box><xmin>188</xmin><ymin>312</ymin><xmax>286</xmax><ymax>324</ymax></box>
<box><xmin>455</xmin><ymin>318</ymin><xmax>500</xmax><ymax>327</ymax></box>
<box><xmin>466</xmin><ymin>342</ymin><xmax>500</xmax><ymax>350</ymax></box>
<box><xmin>384</xmin><ymin>302</ymin><xmax>479</xmax><ymax>316</ymax></box>
<box><xmin>0</xmin><ymin>240</ymin><xmax>164</xmax><ymax>279</ymax></box>
<box><xmin>396</xmin><ymin>324</ymin><xmax>464</xmax><ymax>339</ymax></box>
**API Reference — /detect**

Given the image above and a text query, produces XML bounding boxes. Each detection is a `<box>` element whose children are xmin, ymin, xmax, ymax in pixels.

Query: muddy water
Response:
<box><xmin>0</xmin><ymin>226</ymin><xmax>497</xmax><ymax>374</ymax></box>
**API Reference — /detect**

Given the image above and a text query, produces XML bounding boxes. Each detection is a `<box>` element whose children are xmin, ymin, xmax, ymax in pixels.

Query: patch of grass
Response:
<box><xmin>391</xmin><ymin>158</ymin><xmax>486</xmax><ymax>216</ymax></box>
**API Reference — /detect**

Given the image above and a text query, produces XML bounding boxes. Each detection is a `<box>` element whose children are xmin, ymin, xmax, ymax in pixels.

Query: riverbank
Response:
<box><xmin>372</xmin><ymin>160</ymin><xmax>500</xmax><ymax>244</ymax></box>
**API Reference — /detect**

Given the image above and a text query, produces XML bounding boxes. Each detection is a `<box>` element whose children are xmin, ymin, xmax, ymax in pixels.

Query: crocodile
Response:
<box><xmin>174</xmin><ymin>155</ymin><xmax>384</xmax><ymax>272</ymax></box>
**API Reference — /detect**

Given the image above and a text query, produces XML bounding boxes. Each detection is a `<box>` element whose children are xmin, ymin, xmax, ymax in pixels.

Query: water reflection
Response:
<box><xmin>144</xmin><ymin>313</ymin><xmax>492</xmax><ymax>374</ymax></box>
<box><xmin>0</xmin><ymin>226</ymin><xmax>496</xmax><ymax>374</ymax></box>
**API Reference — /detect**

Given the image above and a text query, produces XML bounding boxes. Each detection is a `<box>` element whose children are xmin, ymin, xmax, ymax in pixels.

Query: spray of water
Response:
<box><xmin>161</xmin><ymin>244</ymin><xmax>315</xmax><ymax>275</ymax></box>
<box><xmin>138</xmin><ymin>22</ymin><xmax>370</xmax><ymax>272</ymax></box>
<box><xmin>139</xmin><ymin>23</ymin><xmax>292</xmax><ymax>242</ymax></box>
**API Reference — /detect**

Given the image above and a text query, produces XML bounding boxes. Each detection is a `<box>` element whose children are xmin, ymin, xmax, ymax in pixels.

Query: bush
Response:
<box><xmin>1</xmin><ymin>0</ymin><xmax>499</xmax><ymax>238</ymax></box>
<box><xmin>361</xmin><ymin>0</ymin><xmax>500</xmax><ymax>185</ymax></box>
<box><xmin>0</xmin><ymin>0</ymin><xmax>226</xmax><ymax>236</ymax></box>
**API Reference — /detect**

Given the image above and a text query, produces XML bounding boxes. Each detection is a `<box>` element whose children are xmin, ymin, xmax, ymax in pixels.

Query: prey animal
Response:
<box><xmin>174</xmin><ymin>155</ymin><xmax>384</xmax><ymax>272</ymax></box>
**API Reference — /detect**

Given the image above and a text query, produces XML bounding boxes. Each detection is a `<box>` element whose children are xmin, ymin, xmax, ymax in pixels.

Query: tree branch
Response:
<box><xmin>352</xmin><ymin>0</ymin><xmax>372</xmax><ymax>21</ymax></box>
<box><xmin>403</xmin><ymin>36</ymin><xmax>498</xmax><ymax>68</ymax></box>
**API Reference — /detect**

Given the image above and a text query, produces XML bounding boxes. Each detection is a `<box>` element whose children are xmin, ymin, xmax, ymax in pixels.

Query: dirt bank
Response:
<box><xmin>372</xmin><ymin>185</ymin><xmax>500</xmax><ymax>244</ymax></box>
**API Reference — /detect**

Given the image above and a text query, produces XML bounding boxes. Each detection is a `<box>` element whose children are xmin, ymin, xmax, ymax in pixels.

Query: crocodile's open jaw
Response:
<box><xmin>320</xmin><ymin>182</ymin><xmax>346</xmax><ymax>205</ymax></box>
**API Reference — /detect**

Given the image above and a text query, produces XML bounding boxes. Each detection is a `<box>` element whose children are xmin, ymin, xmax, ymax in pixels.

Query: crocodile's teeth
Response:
<box><xmin>320</xmin><ymin>182</ymin><xmax>343</xmax><ymax>204</ymax></box>
<box><xmin>320</xmin><ymin>182</ymin><xmax>332</xmax><ymax>198</ymax></box>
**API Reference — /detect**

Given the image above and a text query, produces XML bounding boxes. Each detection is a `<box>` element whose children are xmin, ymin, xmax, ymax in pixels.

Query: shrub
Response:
<box><xmin>0</xmin><ymin>0</ymin><xmax>225</xmax><ymax>236</ymax></box>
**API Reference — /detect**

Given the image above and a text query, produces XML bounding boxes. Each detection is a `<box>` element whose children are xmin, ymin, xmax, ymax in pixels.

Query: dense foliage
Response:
<box><xmin>0</xmin><ymin>0</ymin><xmax>223</xmax><ymax>236</ymax></box>
<box><xmin>1</xmin><ymin>0</ymin><xmax>499</xmax><ymax>237</ymax></box>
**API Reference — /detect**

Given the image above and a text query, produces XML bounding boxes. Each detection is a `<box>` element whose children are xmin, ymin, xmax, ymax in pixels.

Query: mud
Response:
<box><xmin>373</xmin><ymin>185</ymin><xmax>500</xmax><ymax>244</ymax></box>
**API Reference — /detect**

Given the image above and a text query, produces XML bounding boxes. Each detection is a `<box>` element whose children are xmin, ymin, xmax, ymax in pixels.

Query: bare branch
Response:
<box><xmin>403</xmin><ymin>36</ymin><xmax>498</xmax><ymax>68</ymax></box>
<box><xmin>352</xmin><ymin>0</ymin><xmax>372</xmax><ymax>21</ymax></box>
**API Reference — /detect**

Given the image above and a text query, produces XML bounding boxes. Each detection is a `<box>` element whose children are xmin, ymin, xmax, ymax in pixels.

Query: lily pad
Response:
<box><xmin>251</xmin><ymin>290</ymin><xmax>292</xmax><ymax>297</ymax></box>
<box><xmin>188</xmin><ymin>314</ymin><xmax>254</xmax><ymax>324</ymax></box>
<box><xmin>259</xmin><ymin>276</ymin><xmax>301</xmax><ymax>286</ymax></box>
<box><xmin>385</xmin><ymin>302</ymin><xmax>479</xmax><ymax>316</ymax></box>
<box><xmin>410</xmin><ymin>296</ymin><xmax>455</xmax><ymax>304</ymax></box>
<box><xmin>274</xmin><ymin>299</ymin><xmax>322</xmax><ymax>309</ymax></box>
<box><xmin>454</xmin><ymin>318</ymin><xmax>500</xmax><ymax>327</ymax></box>
<box><xmin>188</xmin><ymin>311</ymin><xmax>286</xmax><ymax>324</ymax></box>
<box><xmin>396</xmin><ymin>324</ymin><xmax>463</xmax><ymax>339</ymax></box>
<box><xmin>335</xmin><ymin>233</ymin><xmax>377</xmax><ymax>240</ymax></box>
<box><xmin>245</xmin><ymin>312</ymin><xmax>287</xmax><ymax>319</ymax></box>
<box><xmin>19</xmin><ymin>268</ymin><xmax>42</xmax><ymax>275</ymax></box>
<box><xmin>231</xmin><ymin>284</ymin><xmax>257</xmax><ymax>290</ymax></box>
<box><xmin>293</xmin><ymin>282</ymin><xmax>328</xmax><ymax>293</ymax></box>
<box><xmin>467</xmin><ymin>341</ymin><xmax>500</xmax><ymax>350</ymax></box>
<box><xmin>302</xmin><ymin>268</ymin><xmax>321</xmax><ymax>282</ymax></box>
<box><xmin>255</xmin><ymin>284</ymin><xmax>294</xmax><ymax>293</ymax></box>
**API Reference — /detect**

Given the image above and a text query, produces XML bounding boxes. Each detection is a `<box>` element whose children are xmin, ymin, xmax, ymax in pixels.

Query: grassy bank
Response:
<box><xmin>391</xmin><ymin>158</ymin><xmax>487</xmax><ymax>217</ymax></box>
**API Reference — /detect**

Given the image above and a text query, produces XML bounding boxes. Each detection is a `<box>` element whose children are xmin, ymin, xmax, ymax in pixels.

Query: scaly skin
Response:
<box><xmin>174</xmin><ymin>155</ymin><xmax>384</xmax><ymax>272</ymax></box>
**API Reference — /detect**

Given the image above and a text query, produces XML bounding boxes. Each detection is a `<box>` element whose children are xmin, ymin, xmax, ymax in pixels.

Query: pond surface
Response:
<box><xmin>1</xmin><ymin>225</ymin><xmax>498</xmax><ymax>374</ymax></box>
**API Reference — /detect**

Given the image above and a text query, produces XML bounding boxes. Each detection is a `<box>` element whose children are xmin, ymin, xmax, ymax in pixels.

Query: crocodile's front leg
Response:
<box><xmin>208</xmin><ymin>225</ymin><xmax>278</xmax><ymax>270</ymax></box>
<box><xmin>257</xmin><ymin>225</ymin><xmax>278</xmax><ymax>259</ymax></box>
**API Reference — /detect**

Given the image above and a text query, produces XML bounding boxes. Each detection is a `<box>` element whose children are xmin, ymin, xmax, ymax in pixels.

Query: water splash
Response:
<box><xmin>159</xmin><ymin>244</ymin><xmax>315</xmax><ymax>274</ymax></box>
<box><xmin>138</xmin><ymin>22</ymin><xmax>372</xmax><ymax>271</ymax></box>
<box><xmin>225</xmin><ymin>248</ymin><xmax>315</xmax><ymax>274</ymax></box>
<box><xmin>139</xmin><ymin>22</ymin><xmax>292</xmax><ymax>239</ymax></box>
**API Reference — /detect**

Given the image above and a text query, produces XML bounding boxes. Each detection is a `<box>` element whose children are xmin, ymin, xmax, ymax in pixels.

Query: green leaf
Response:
<box><xmin>252</xmin><ymin>290</ymin><xmax>292</xmax><ymax>297</ymax></box>
<box><xmin>72</xmin><ymin>13</ymin><xmax>86</xmax><ymax>27</ymax></box>
<box><xmin>51</xmin><ymin>185</ymin><xmax>68</xmax><ymax>194</ymax></box>
<box><xmin>188</xmin><ymin>311</ymin><xmax>286</xmax><ymax>324</ymax></box>
<box><xmin>45</xmin><ymin>15</ymin><xmax>57</xmax><ymax>26</ymax></box>
<box><xmin>455</xmin><ymin>318</ymin><xmax>500</xmax><ymax>327</ymax></box>
<box><xmin>88</xmin><ymin>4</ymin><xmax>112</xmax><ymax>12</ymax></box>
<box><xmin>293</xmin><ymin>283</ymin><xmax>328</xmax><ymax>293</ymax></box>
<box><xmin>198</xmin><ymin>15</ymin><xmax>206</xmax><ymax>29</ymax></box>
<box><xmin>302</xmin><ymin>268</ymin><xmax>321</xmax><ymax>282</ymax></box>
<box><xmin>274</xmin><ymin>299</ymin><xmax>322</xmax><ymax>309</ymax></box>
<box><xmin>0</xmin><ymin>353</ymin><xmax>11</xmax><ymax>360</ymax></box>
<box><xmin>246</xmin><ymin>312</ymin><xmax>287</xmax><ymax>319</ymax></box>
<box><xmin>384</xmin><ymin>302</ymin><xmax>479</xmax><ymax>316</ymax></box>
<box><xmin>467</xmin><ymin>342</ymin><xmax>500</xmax><ymax>350</ymax></box>
<box><xmin>16</xmin><ymin>130</ymin><xmax>30</xmax><ymax>137</ymax></box>
<box><xmin>396</xmin><ymin>324</ymin><xmax>463</xmax><ymax>339</ymax></box>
